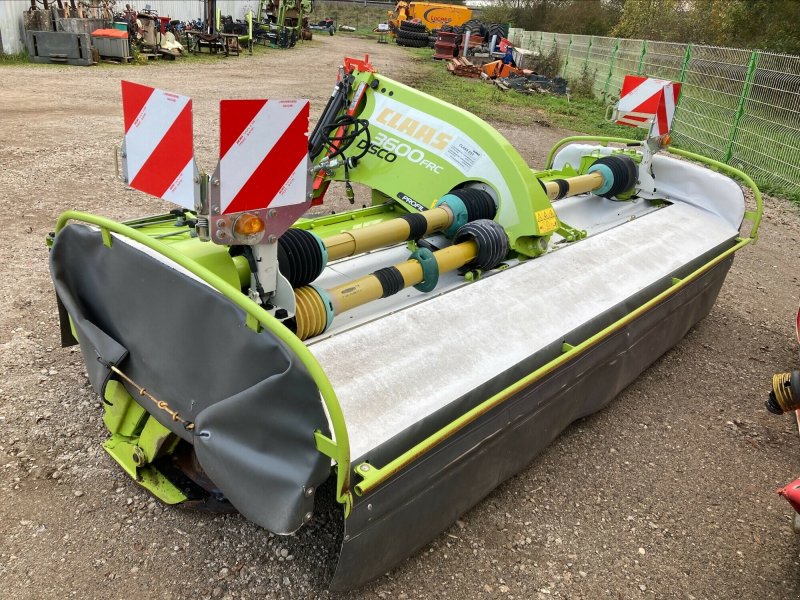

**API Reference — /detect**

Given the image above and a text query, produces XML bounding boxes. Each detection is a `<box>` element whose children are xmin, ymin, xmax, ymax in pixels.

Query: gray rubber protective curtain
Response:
<box><xmin>49</xmin><ymin>224</ymin><xmax>331</xmax><ymax>534</ymax></box>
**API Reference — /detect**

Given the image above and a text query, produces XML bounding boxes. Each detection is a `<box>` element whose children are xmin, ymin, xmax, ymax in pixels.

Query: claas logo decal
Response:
<box><xmin>374</xmin><ymin>107</ymin><xmax>453</xmax><ymax>151</ymax></box>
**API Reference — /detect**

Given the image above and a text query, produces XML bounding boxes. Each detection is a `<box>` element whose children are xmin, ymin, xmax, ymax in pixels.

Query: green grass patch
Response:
<box><xmin>314</xmin><ymin>0</ymin><xmax>389</xmax><ymax>31</ymax></box>
<box><xmin>147</xmin><ymin>39</ymin><xmax>310</xmax><ymax>65</ymax></box>
<box><xmin>0</xmin><ymin>51</ymin><xmax>30</xmax><ymax>65</ymax></box>
<box><xmin>405</xmin><ymin>48</ymin><xmax>643</xmax><ymax>140</ymax></box>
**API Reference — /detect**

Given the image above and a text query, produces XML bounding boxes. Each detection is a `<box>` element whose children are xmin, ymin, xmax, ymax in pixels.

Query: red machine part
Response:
<box><xmin>777</xmin><ymin>478</ymin><xmax>800</xmax><ymax>513</ymax></box>
<box><xmin>344</xmin><ymin>54</ymin><xmax>376</xmax><ymax>74</ymax></box>
<box><xmin>433</xmin><ymin>31</ymin><xmax>456</xmax><ymax>60</ymax></box>
<box><xmin>481</xmin><ymin>60</ymin><xmax>522</xmax><ymax>80</ymax></box>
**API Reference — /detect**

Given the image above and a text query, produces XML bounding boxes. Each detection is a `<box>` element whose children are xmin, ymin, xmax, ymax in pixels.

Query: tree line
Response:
<box><xmin>479</xmin><ymin>0</ymin><xmax>800</xmax><ymax>56</ymax></box>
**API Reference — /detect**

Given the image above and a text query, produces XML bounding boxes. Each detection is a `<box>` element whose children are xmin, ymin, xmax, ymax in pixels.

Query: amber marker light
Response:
<box><xmin>232</xmin><ymin>212</ymin><xmax>266</xmax><ymax>243</ymax></box>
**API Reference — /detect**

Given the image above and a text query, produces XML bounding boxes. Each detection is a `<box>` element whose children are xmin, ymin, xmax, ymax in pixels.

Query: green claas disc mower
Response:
<box><xmin>47</xmin><ymin>57</ymin><xmax>762</xmax><ymax>589</ymax></box>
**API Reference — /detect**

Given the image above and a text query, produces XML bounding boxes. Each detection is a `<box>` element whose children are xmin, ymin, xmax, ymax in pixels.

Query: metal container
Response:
<box><xmin>26</xmin><ymin>30</ymin><xmax>93</xmax><ymax>66</ymax></box>
<box><xmin>92</xmin><ymin>35</ymin><xmax>130</xmax><ymax>60</ymax></box>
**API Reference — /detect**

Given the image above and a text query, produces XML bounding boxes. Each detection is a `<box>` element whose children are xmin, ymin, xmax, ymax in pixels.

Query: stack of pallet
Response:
<box><xmin>447</xmin><ymin>57</ymin><xmax>482</xmax><ymax>78</ymax></box>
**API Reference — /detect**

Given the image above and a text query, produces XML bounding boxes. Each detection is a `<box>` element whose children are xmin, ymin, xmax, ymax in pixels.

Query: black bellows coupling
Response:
<box><xmin>400</xmin><ymin>213</ymin><xmax>429</xmax><ymax>241</ymax></box>
<box><xmin>277</xmin><ymin>228</ymin><xmax>326</xmax><ymax>288</ymax></box>
<box><xmin>374</xmin><ymin>266</ymin><xmax>405</xmax><ymax>298</ymax></box>
<box><xmin>447</xmin><ymin>188</ymin><xmax>497</xmax><ymax>221</ymax></box>
<box><xmin>453</xmin><ymin>219</ymin><xmax>509</xmax><ymax>272</ymax></box>
<box><xmin>593</xmin><ymin>155</ymin><xmax>638</xmax><ymax>198</ymax></box>
<box><xmin>552</xmin><ymin>178</ymin><xmax>570</xmax><ymax>200</ymax></box>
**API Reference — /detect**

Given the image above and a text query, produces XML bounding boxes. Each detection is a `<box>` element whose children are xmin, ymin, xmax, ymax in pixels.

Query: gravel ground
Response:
<box><xmin>1</xmin><ymin>35</ymin><xmax>799</xmax><ymax>600</ymax></box>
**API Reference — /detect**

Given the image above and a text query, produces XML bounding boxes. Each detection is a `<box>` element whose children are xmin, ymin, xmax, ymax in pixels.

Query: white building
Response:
<box><xmin>0</xmin><ymin>0</ymin><xmax>259</xmax><ymax>54</ymax></box>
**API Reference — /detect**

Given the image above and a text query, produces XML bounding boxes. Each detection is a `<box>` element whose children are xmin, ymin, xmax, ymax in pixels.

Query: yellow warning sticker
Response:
<box><xmin>535</xmin><ymin>207</ymin><xmax>558</xmax><ymax>233</ymax></box>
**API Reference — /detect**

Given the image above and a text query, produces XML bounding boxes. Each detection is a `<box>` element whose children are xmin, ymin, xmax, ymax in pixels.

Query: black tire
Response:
<box><xmin>399</xmin><ymin>22</ymin><xmax>426</xmax><ymax>31</ymax></box>
<box><xmin>397</xmin><ymin>29</ymin><xmax>429</xmax><ymax>41</ymax></box>
<box><xmin>487</xmin><ymin>23</ymin><xmax>508</xmax><ymax>41</ymax></box>
<box><xmin>462</xmin><ymin>19</ymin><xmax>483</xmax><ymax>33</ymax></box>
<box><xmin>400</xmin><ymin>20</ymin><xmax>426</xmax><ymax>32</ymax></box>
<box><xmin>398</xmin><ymin>36</ymin><xmax>428</xmax><ymax>48</ymax></box>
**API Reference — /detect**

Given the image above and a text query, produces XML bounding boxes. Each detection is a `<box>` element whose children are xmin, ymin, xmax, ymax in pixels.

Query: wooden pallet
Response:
<box><xmin>447</xmin><ymin>57</ymin><xmax>481</xmax><ymax>78</ymax></box>
<box><xmin>100</xmin><ymin>54</ymin><xmax>133</xmax><ymax>64</ymax></box>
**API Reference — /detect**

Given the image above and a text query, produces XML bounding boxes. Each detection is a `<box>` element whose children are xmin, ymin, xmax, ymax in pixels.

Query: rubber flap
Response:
<box><xmin>49</xmin><ymin>224</ymin><xmax>331</xmax><ymax>534</ymax></box>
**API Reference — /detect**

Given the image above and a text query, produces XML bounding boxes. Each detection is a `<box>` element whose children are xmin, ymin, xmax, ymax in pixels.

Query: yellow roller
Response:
<box><xmin>323</xmin><ymin>205</ymin><xmax>453</xmax><ymax>261</ymax></box>
<box><xmin>542</xmin><ymin>172</ymin><xmax>605</xmax><ymax>201</ymax></box>
<box><xmin>329</xmin><ymin>240</ymin><xmax>478</xmax><ymax>314</ymax></box>
<box><xmin>322</xmin><ymin>166</ymin><xmax>621</xmax><ymax>259</ymax></box>
<box><xmin>291</xmin><ymin>218</ymin><xmax>511</xmax><ymax>340</ymax></box>
<box><xmin>294</xmin><ymin>239</ymin><xmax>480</xmax><ymax>340</ymax></box>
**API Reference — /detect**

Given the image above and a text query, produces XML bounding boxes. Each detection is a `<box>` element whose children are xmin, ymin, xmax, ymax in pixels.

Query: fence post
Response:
<box><xmin>585</xmin><ymin>35</ymin><xmax>593</xmax><ymax>71</ymax></box>
<box><xmin>603</xmin><ymin>38</ymin><xmax>620</xmax><ymax>98</ymax></box>
<box><xmin>678</xmin><ymin>42</ymin><xmax>692</xmax><ymax>83</ymax></box>
<box><xmin>563</xmin><ymin>34</ymin><xmax>573</xmax><ymax>77</ymax></box>
<box><xmin>668</xmin><ymin>43</ymin><xmax>693</xmax><ymax>128</ymax></box>
<box><xmin>724</xmin><ymin>50</ymin><xmax>759</xmax><ymax>164</ymax></box>
<box><xmin>637</xmin><ymin>39</ymin><xmax>648</xmax><ymax>75</ymax></box>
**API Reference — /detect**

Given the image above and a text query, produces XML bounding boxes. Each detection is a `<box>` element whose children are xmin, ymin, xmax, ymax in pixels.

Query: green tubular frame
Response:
<box><xmin>354</xmin><ymin>137</ymin><xmax>763</xmax><ymax>496</ymax></box>
<box><xmin>54</xmin><ymin>211</ymin><xmax>354</xmax><ymax>515</ymax></box>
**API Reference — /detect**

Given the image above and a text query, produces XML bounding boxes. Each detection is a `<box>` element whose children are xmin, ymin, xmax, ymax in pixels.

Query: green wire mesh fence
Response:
<box><xmin>509</xmin><ymin>29</ymin><xmax>800</xmax><ymax>198</ymax></box>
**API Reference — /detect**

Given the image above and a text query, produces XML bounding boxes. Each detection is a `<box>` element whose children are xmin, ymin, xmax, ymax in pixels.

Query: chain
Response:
<box><xmin>100</xmin><ymin>358</ymin><xmax>195</xmax><ymax>431</ymax></box>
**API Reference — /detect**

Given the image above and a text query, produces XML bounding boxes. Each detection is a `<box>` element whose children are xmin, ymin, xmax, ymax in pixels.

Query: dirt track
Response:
<box><xmin>1</xmin><ymin>35</ymin><xmax>799</xmax><ymax>600</ymax></box>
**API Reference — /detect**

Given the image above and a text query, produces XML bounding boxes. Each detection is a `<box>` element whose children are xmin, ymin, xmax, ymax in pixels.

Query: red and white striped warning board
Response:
<box><xmin>218</xmin><ymin>99</ymin><xmax>310</xmax><ymax>215</ymax></box>
<box><xmin>615</xmin><ymin>75</ymin><xmax>681</xmax><ymax>136</ymax></box>
<box><xmin>121</xmin><ymin>81</ymin><xmax>197</xmax><ymax>209</ymax></box>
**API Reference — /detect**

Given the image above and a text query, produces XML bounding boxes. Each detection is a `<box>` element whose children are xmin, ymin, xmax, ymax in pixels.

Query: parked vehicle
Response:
<box><xmin>388</xmin><ymin>1</ymin><xmax>472</xmax><ymax>34</ymax></box>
